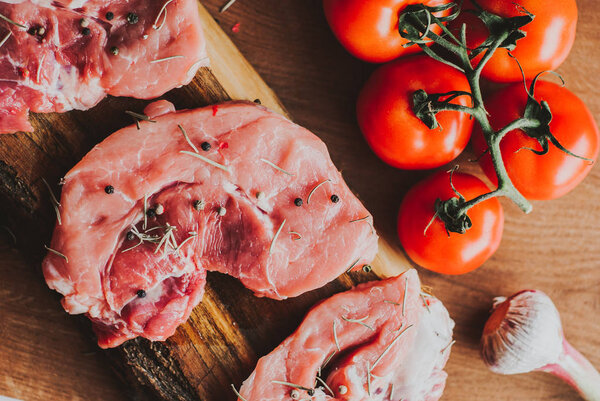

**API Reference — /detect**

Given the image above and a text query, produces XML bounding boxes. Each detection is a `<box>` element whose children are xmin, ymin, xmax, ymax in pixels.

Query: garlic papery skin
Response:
<box><xmin>481</xmin><ymin>290</ymin><xmax>600</xmax><ymax>401</ymax></box>
<box><xmin>481</xmin><ymin>290</ymin><xmax>563</xmax><ymax>374</ymax></box>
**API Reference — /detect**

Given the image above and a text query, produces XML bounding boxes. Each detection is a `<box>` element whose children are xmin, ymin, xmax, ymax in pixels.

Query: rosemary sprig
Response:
<box><xmin>220</xmin><ymin>0</ymin><xmax>238</xmax><ymax>13</ymax></box>
<box><xmin>333</xmin><ymin>320</ymin><xmax>341</xmax><ymax>351</ymax></box>
<box><xmin>306</xmin><ymin>179</ymin><xmax>331</xmax><ymax>205</ymax></box>
<box><xmin>44</xmin><ymin>245</ymin><xmax>68</xmax><ymax>262</ymax></box>
<box><xmin>0</xmin><ymin>12</ymin><xmax>26</xmax><ymax>29</ymax></box>
<box><xmin>269</xmin><ymin>219</ymin><xmax>286</xmax><ymax>255</ymax></box>
<box><xmin>178</xmin><ymin>124</ymin><xmax>199</xmax><ymax>153</ymax></box>
<box><xmin>42</xmin><ymin>178</ymin><xmax>62</xmax><ymax>225</ymax></box>
<box><xmin>0</xmin><ymin>31</ymin><xmax>11</xmax><ymax>49</ymax></box>
<box><xmin>371</xmin><ymin>324</ymin><xmax>414</xmax><ymax>370</ymax></box>
<box><xmin>230</xmin><ymin>384</ymin><xmax>248</xmax><ymax>401</ymax></box>
<box><xmin>180</xmin><ymin>150</ymin><xmax>230</xmax><ymax>172</ymax></box>
<box><xmin>150</xmin><ymin>55</ymin><xmax>184</xmax><ymax>63</ymax></box>
<box><xmin>154</xmin><ymin>223</ymin><xmax>178</xmax><ymax>255</ymax></box>
<box><xmin>153</xmin><ymin>0</ymin><xmax>174</xmax><ymax>31</ymax></box>
<box><xmin>341</xmin><ymin>315</ymin><xmax>374</xmax><ymax>331</ymax></box>
<box><xmin>260</xmin><ymin>158</ymin><xmax>294</xmax><ymax>176</ymax></box>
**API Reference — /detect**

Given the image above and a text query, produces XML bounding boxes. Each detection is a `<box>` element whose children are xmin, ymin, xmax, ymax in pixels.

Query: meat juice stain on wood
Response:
<box><xmin>0</xmin><ymin>7</ymin><xmax>377</xmax><ymax>400</ymax></box>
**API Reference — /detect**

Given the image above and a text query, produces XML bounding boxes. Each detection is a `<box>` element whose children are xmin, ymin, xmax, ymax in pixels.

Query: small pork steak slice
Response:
<box><xmin>238</xmin><ymin>269</ymin><xmax>454</xmax><ymax>401</ymax></box>
<box><xmin>42</xmin><ymin>100</ymin><xmax>379</xmax><ymax>348</ymax></box>
<box><xmin>0</xmin><ymin>0</ymin><xmax>207</xmax><ymax>134</ymax></box>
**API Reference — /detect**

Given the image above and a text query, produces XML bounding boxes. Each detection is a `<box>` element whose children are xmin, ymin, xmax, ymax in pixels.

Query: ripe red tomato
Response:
<box><xmin>357</xmin><ymin>55</ymin><xmax>474</xmax><ymax>169</ymax></box>
<box><xmin>323</xmin><ymin>0</ymin><xmax>453</xmax><ymax>63</ymax></box>
<box><xmin>397</xmin><ymin>170</ymin><xmax>504</xmax><ymax>274</ymax></box>
<box><xmin>472</xmin><ymin>81</ymin><xmax>599</xmax><ymax>200</ymax></box>
<box><xmin>451</xmin><ymin>0</ymin><xmax>577</xmax><ymax>82</ymax></box>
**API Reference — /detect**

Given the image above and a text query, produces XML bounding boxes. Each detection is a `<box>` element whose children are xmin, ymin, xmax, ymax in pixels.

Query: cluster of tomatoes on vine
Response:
<box><xmin>323</xmin><ymin>0</ymin><xmax>599</xmax><ymax>275</ymax></box>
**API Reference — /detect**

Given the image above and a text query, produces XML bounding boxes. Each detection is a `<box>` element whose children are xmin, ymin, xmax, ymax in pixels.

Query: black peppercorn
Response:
<box><xmin>253</xmin><ymin>99</ymin><xmax>261</xmax><ymax>104</ymax></box>
<box><xmin>146</xmin><ymin>208</ymin><xmax>156</xmax><ymax>217</ymax></box>
<box><xmin>126</xmin><ymin>231</ymin><xmax>135</xmax><ymax>241</ymax></box>
<box><xmin>110</xmin><ymin>46</ymin><xmax>119</xmax><ymax>55</ymax></box>
<box><xmin>81</xmin><ymin>27</ymin><xmax>91</xmax><ymax>36</ymax></box>
<box><xmin>362</xmin><ymin>264</ymin><xmax>372</xmax><ymax>273</ymax></box>
<box><xmin>104</xmin><ymin>185</ymin><xmax>114</xmax><ymax>194</ymax></box>
<box><xmin>200</xmin><ymin>142</ymin><xmax>211</xmax><ymax>151</ymax></box>
<box><xmin>330</xmin><ymin>194</ymin><xmax>340</xmax><ymax>203</ymax></box>
<box><xmin>136</xmin><ymin>289</ymin><xmax>146</xmax><ymax>298</ymax></box>
<box><xmin>193</xmin><ymin>200</ymin><xmax>205</xmax><ymax>211</ymax></box>
<box><xmin>127</xmin><ymin>12</ymin><xmax>139</xmax><ymax>24</ymax></box>
<box><xmin>294</xmin><ymin>198</ymin><xmax>303</xmax><ymax>207</ymax></box>
<box><xmin>105</xmin><ymin>11</ymin><xmax>114</xmax><ymax>20</ymax></box>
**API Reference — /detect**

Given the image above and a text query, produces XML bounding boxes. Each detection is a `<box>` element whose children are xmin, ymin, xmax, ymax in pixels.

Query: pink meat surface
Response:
<box><xmin>238</xmin><ymin>269</ymin><xmax>455</xmax><ymax>401</ymax></box>
<box><xmin>42</xmin><ymin>100</ymin><xmax>378</xmax><ymax>348</ymax></box>
<box><xmin>0</xmin><ymin>0</ymin><xmax>207</xmax><ymax>134</ymax></box>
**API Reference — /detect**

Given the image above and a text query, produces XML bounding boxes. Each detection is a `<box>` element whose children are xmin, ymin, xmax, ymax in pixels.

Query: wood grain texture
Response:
<box><xmin>0</xmin><ymin>1</ymin><xmax>599</xmax><ymax>401</ymax></box>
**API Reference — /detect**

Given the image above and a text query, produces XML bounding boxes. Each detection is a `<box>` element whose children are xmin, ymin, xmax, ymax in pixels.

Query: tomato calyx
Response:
<box><xmin>434</xmin><ymin>197</ymin><xmax>472</xmax><ymax>234</ymax></box>
<box><xmin>413</xmin><ymin>88</ymin><xmax>474</xmax><ymax>130</ymax></box>
<box><xmin>467</xmin><ymin>2</ymin><xmax>533</xmax><ymax>59</ymax></box>
<box><xmin>518</xmin><ymin>73</ymin><xmax>594</xmax><ymax>162</ymax></box>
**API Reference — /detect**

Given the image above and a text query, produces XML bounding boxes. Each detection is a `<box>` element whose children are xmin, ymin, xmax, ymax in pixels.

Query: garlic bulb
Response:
<box><xmin>481</xmin><ymin>290</ymin><xmax>563</xmax><ymax>374</ymax></box>
<box><xmin>480</xmin><ymin>290</ymin><xmax>600</xmax><ymax>401</ymax></box>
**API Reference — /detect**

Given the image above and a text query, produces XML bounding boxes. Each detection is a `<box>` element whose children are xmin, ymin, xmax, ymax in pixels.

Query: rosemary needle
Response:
<box><xmin>288</xmin><ymin>231</ymin><xmax>302</xmax><ymax>240</ymax></box>
<box><xmin>180</xmin><ymin>150</ymin><xmax>230</xmax><ymax>172</ymax></box>
<box><xmin>0</xmin><ymin>12</ymin><xmax>26</xmax><ymax>29</ymax></box>
<box><xmin>44</xmin><ymin>245</ymin><xmax>68</xmax><ymax>262</ymax></box>
<box><xmin>150</xmin><ymin>55</ymin><xmax>184</xmax><ymax>63</ymax></box>
<box><xmin>271</xmin><ymin>380</ymin><xmax>313</xmax><ymax>392</ymax></box>
<box><xmin>220</xmin><ymin>0</ymin><xmax>238</xmax><ymax>13</ymax></box>
<box><xmin>42</xmin><ymin>178</ymin><xmax>62</xmax><ymax>225</ymax></box>
<box><xmin>269</xmin><ymin>219</ymin><xmax>286</xmax><ymax>255</ymax></box>
<box><xmin>341</xmin><ymin>315</ymin><xmax>374</xmax><ymax>331</ymax></box>
<box><xmin>36</xmin><ymin>53</ymin><xmax>45</xmax><ymax>83</ymax></box>
<box><xmin>345</xmin><ymin>257</ymin><xmax>360</xmax><ymax>273</ymax></box>
<box><xmin>333</xmin><ymin>320</ymin><xmax>341</xmax><ymax>351</ymax></box>
<box><xmin>315</xmin><ymin>376</ymin><xmax>334</xmax><ymax>396</ymax></box>
<box><xmin>125</xmin><ymin>110</ymin><xmax>156</xmax><ymax>123</ymax></box>
<box><xmin>349</xmin><ymin>216</ymin><xmax>370</xmax><ymax>223</ymax></box>
<box><xmin>421</xmin><ymin>293</ymin><xmax>431</xmax><ymax>313</ymax></box>
<box><xmin>230</xmin><ymin>384</ymin><xmax>248</xmax><ymax>401</ymax></box>
<box><xmin>371</xmin><ymin>324</ymin><xmax>414</xmax><ymax>370</ymax></box>
<box><xmin>0</xmin><ymin>31</ymin><xmax>11</xmax><ymax>49</ymax></box>
<box><xmin>178</xmin><ymin>124</ymin><xmax>199</xmax><ymax>153</ymax></box>
<box><xmin>153</xmin><ymin>0</ymin><xmax>174</xmax><ymax>30</ymax></box>
<box><xmin>402</xmin><ymin>276</ymin><xmax>408</xmax><ymax>316</ymax></box>
<box><xmin>260</xmin><ymin>158</ymin><xmax>294</xmax><ymax>176</ymax></box>
<box><xmin>306</xmin><ymin>179</ymin><xmax>331</xmax><ymax>205</ymax></box>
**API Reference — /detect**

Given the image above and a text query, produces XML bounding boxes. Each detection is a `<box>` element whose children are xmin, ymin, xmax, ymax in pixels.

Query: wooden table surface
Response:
<box><xmin>1</xmin><ymin>1</ymin><xmax>599</xmax><ymax>400</ymax></box>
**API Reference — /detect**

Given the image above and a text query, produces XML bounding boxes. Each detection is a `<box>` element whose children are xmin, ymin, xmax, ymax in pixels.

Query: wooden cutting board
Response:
<box><xmin>0</xmin><ymin>3</ymin><xmax>409</xmax><ymax>400</ymax></box>
<box><xmin>1</xmin><ymin>1</ymin><xmax>599</xmax><ymax>400</ymax></box>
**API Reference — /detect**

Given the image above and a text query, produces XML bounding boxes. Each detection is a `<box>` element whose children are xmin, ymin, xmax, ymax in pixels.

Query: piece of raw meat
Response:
<box><xmin>237</xmin><ymin>269</ymin><xmax>454</xmax><ymax>401</ymax></box>
<box><xmin>42</xmin><ymin>100</ymin><xmax>379</xmax><ymax>348</ymax></box>
<box><xmin>0</xmin><ymin>0</ymin><xmax>207</xmax><ymax>134</ymax></box>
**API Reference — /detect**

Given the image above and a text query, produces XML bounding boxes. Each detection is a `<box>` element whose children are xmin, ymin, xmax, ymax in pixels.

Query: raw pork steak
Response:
<box><xmin>238</xmin><ymin>269</ymin><xmax>454</xmax><ymax>401</ymax></box>
<box><xmin>42</xmin><ymin>100</ymin><xmax>379</xmax><ymax>348</ymax></box>
<box><xmin>0</xmin><ymin>0</ymin><xmax>207</xmax><ymax>134</ymax></box>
